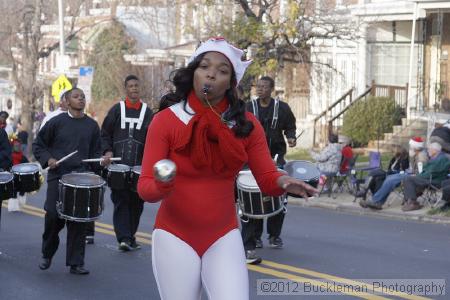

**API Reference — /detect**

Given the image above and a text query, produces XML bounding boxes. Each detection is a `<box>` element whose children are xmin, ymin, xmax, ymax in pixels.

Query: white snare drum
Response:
<box><xmin>236</xmin><ymin>170</ymin><xmax>285</xmax><ymax>219</ymax></box>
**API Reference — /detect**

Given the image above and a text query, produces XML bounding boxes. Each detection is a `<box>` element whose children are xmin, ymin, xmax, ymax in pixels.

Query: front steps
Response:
<box><xmin>367</xmin><ymin>118</ymin><xmax>429</xmax><ymax>152</ymax></box>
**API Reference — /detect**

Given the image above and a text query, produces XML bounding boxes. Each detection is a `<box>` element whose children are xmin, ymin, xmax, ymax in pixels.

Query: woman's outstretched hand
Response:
<box><xmin>277</xmin><ymin>175</ymin><xmax>319</xmax><ymax>199</ymax></box>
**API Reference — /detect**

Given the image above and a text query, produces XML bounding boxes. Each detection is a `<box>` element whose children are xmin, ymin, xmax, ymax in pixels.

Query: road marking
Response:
<box><xmin>2</xmin><ymin>202</ymin><xmax>433</xmax><ymax>299</ymax></box>
<box><xmin>20</xmin><ymin>203</ymin><xmax>152</xmax><ymax>239</ymax></box>
<box><xmin>248</xmin><ymin>264</ymin><xmax>389</xmax><ymax>300</ymax></box>
<box><xmin>261</xmin><ymin>261</ymin><xmax>430</xmax><ymax>300</ymax></box>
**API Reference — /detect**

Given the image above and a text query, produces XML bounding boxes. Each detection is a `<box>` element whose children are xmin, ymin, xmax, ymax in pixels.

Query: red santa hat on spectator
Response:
<box><xmin>409</xmin><ymin>136</ymin><xmax>424</xmax><ymax>149</ymax></box>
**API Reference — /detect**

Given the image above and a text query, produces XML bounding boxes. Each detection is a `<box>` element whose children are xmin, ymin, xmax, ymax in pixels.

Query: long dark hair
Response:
<box><xmin>169</xmin><ymin>53</ymin><xmax>254</xmax><ymax>137</ymax></box>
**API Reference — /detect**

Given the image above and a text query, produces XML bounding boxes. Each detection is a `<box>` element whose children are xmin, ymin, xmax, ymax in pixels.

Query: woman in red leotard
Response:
<box><xmin>138</xmin><ymin>37</ymin><xmax>317</xmax><ymax>300</ymax></box>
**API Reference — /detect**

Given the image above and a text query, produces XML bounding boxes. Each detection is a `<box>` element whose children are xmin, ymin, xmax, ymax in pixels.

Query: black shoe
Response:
<box><xmin>359</xmin><ymin>199</ymin><xmax>369</xmax><ymax>208</ymax></box>
<box><xmin>255</xmin><ymin>238</ymin><xmax>263</xmax><ymax>249</ymax></box>
<box><xmin>39</xmin><ymin>257</ymin><xmax>52</xmax><ymax>270</ymax></box>
<box><xmin>130</xmin><ymin>240</ymin><xmax>141</xmax><ymax>250</ymax></box>
<box><xmin>118</xmin><ymin>241</ymin><xmax>132</xmax><ymax>251</ymax></box>
<box><xmin>269</xmin><ymin>236</ymin><xmax>283</xmax><ymax>249</ymax></box>
<box><xmin>355</xmin><ymin>189</ymin><xmax>367</xmax><ymax>199</ymax></box>
<box><xmin>366</xmin><ymin>201</ymin><xmax>383</xmax><ymax>210</ymax></box>
<box><xmin>245</xmin><ymin>250</ymin><xmax>262</xmax><ymax>265</ymax></box>
<box><xmin>85</xmin><ymin>236</ymin><xmax>94</xmax><ymax>245</ymax></box>
<box><xmin>70</xmin><ymin>265</ymin><xmax>90</xmax><ymax>275</ymax></box>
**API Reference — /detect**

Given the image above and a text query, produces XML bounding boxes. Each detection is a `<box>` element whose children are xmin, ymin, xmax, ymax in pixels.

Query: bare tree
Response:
<box><xmin>0</xmin><ymin>0</ymin><xmax>102</xmax><ymax>149</ymax></box>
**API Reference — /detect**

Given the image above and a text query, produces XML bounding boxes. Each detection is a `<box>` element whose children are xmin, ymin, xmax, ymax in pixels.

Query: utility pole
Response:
<box><xmin>58</xmin><ymin>0</ymin><xmax>65</xmax><ymax>71</ymax></box>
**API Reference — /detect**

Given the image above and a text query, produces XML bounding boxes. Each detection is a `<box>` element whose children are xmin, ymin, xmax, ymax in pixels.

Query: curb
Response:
<box><xmin>288</xmin><ymin>197</ymin><xmax>450</xmax><ymax>225</ymax></box>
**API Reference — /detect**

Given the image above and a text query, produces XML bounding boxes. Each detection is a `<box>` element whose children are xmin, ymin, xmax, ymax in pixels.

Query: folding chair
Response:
<box><xmin>352</xmin><ymin>151</ymin><xmax>382</xmax><ymax>201</ymax></box>
<box><xmin>319</xmin><ymin>154</ymin><xmax>359</xmax><ymax>198</ymax></box>
<box><xmin>334</xmin><ymin>154</ymin><xmax>359</xmax><ymax>194</ymax></box>
<box><xmin>385</xmin><ymin>176</ymin><xmax>406</xmax><ymax>207</ymax></box>
<box><xmin>420</xmin><ymin>178</ymin><xmax>442</xmax><ymax>208</ymax></box>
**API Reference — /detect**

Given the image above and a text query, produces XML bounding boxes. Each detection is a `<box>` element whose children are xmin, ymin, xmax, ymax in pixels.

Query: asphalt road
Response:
<box><xmin>1</xmin><ymin>183</ymin><xmax>449</xmax><ymax>300</ymax></box>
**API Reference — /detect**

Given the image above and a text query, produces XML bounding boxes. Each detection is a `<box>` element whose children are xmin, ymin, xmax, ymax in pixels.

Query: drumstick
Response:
<box><xmin>44</xmin><ymin>150</ymin><xmax>78</xmax><ymax>171</ymax></box>
<box><xmin>273</xmin><ymin>154</ymin><xmax>279</xmax><ymax>162</ymax></box>
<box><xmin>82</xmin><ymin>157</ymin><xmax>121</xmax><ymax>163</ymax></box>
<box><xmin>295</xmin><ymin>130</ymin><xmax>305</xmax><ymax>140</ymax></box>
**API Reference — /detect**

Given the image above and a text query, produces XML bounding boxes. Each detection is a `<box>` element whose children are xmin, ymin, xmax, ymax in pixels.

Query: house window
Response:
<box><xmin>369</xmin><ymin>43</ymin><xmax>419</xmax><ymax>86</ymax></box>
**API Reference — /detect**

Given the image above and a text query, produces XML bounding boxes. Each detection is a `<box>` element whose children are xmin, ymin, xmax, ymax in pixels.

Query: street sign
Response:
<box><xmin>51</xmin><ymin>74</ymin><xmax>72</xmax><ymax>103</ymax></box>
<box><xmin>78</xmin><ymin>66</ymin><xmax>94</xmax><ymax>103</ymax></box>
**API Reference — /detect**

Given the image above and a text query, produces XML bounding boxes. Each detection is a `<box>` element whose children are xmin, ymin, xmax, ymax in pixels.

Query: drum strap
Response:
<box><xmin>251</xmin><ymin>99</ymin><xmax>258</xmax><ymax>119</ymax></box>
<box><xmin>271</xmin><ymin>99</ymin><xmax>279</xmax><ymax>129</ymax></box>
<box><xmin>119</xmin><ymin>101</ymin><xmax>148</xmax><ymax>130</ymax></box>
<box><xmin>251</xmin><ymin>99</ymin><xmax>279</xmax><ymax>129</ymax></box>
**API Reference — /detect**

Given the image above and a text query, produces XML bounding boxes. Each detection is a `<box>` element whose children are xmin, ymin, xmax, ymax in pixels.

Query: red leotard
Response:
<box><xmin>138</xmin><ymin>101</ymin><xmax>284</xmax><ymax>256</ymax></box>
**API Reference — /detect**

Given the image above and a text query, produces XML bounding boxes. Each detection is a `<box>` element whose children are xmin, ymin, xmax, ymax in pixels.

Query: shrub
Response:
<box><xmin>342</xmin><ymin>96</ymin><xmax>402</xmax><ymax>146</ymax></box>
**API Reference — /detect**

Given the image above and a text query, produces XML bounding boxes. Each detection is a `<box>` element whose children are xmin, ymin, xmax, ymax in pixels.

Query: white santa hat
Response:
<box><xmin>188</xmin><ymin>37</ymin><xmax>252</xmax><ymax>85</ymax></box>
<box><xmin>409</xmin><ymin>136</ymin><xmax>424</xmax><ymax>149</ymax></box>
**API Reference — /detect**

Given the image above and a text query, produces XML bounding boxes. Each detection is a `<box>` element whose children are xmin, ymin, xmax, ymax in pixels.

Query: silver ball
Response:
<box><xmin>153</xmin><ymin>159</ymin><xmax>177</xmax><ymax>182</ymax></box>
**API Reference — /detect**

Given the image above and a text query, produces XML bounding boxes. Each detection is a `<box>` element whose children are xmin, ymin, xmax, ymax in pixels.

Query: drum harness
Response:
<box><xmin>251</xmin><ymin>98</ymin><xmax>279</xmax><ymax>150</ymax></box>
<box><xmin>248</xmin><ymin>99</ymin><xmax>288</xmax><ymax>217</ymax></box>
<box><xmin>117</xmin><ymin>100</ymin><xmax>147</xmax><ymax>166</ymax></box>
<box><xmin>251</xmin><ymin>98</ymin><xmax>279</xmax><ymax>130</ymax></box>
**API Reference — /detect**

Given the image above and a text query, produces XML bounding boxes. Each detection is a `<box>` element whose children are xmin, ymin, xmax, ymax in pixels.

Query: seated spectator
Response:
<box><xmin>310</xmin><ymin>133</ymin><xmax>342</xmax><ymax>187</ymax></box>
<box><xmin>360</xmin><ymin>138</ymin><xmax>427</xmax><ymax>209</ymax></box>
<box><xmin>338</xmin><ymin>135</ymin><xmax>353</xmax><ymax>174</ymax></box>
<box><xmin>430</xmin><ymin>122</ymin><xmax>450</xmax><ymax>154</ymax></box>
<box><xmin>356</xmin><ymin>145</ymin><xmax>409</xmax><ymax>200</ymax></box>
<box><xmin>402</xmin><ymin>142</ymin><xmax>450</xmax><ymax>212</ymax></box>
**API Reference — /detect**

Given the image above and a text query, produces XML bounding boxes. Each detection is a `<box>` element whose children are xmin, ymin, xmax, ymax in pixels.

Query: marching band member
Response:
<box><xmin>242</xmin><ymin>76</ymin><xmax>297</xmax><ymax>263</ymax></box>
<box><xmin>0</xmin><ymin>127</ymin><xmax>12</xmax><ymax>226</ymax></box>
<box><xmin>33</xmin><ymin>87</ymin><xmax>102</xmax><ymax>275</ymax></box>
<box><xmin>138</xmin><ymin>37</ymin><xmax>316</xmax><ymax>300</ymax></box>
<box><xmin>100</xmin><ymin>75</ymin><xmax>153</xmax><ymax>250</ymax></box>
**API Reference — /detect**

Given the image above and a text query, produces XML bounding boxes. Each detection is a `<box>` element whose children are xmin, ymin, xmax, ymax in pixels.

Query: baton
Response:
<box><xmin>44</xmin><ymin>150</ymin><xmax>78</xmax><ymax>171</ymax></box>
<box><xmin>82</xmin><ymin>157</ymin><xmax>121</xmax><ymax>163</ymax></box>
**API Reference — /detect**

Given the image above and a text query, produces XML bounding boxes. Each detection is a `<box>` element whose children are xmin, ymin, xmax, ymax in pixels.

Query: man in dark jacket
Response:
<box><xmin>100</xmin><ymin>75</ymin><xmax>153</xmax><ymax>251</ymax></box>
<box><xmin>241</xmin><ymin>76</ymin><xmax>297</xmax><ymax>263</ymax></box>
<box><xmin>0</xmin><ymin>127</ymin><xmax>12</xmax><ymax>226</ymax></box>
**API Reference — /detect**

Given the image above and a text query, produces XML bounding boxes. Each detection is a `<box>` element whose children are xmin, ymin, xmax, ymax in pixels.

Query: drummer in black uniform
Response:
<box><xmin>241</xmin><ymin>76</ymin><xmax>296</xmax><ymax>263</ymax></box>
<box><xmin>100</xmin><ymin>75</ymin><xmax>153</xmax><ymax>251</ymax></box>
<box><xmin>33</xmin><ymin>87</ymin><xmax>103</xmax><ymax>275</ymax></box>
<box><xmin>0</xmin><ymin>127</ymin><xmax>12</xmax><ymax>227</ymax></box>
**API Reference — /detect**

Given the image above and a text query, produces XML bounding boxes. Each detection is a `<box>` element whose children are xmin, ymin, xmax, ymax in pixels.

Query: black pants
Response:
<box><xmin>241</xmin><ymin>211</ymin><xmax>286</xmax><ymax>251</ymax></box>
<box><xmin>86</xmin><ymin>221</ymin><xmax>95</xmax><ymax>237</ymax></box>
<box><xmin>254</xmin><ymin>212</ymin><xmax>285</xmax><ymax>239</ymax></box>
<box><xmin>42</xmin><ymin>180</ymin><xmax>87</xmax><ymax>266</ymax></box>
<box><xmin>110</xmin><ymin>188</ymin><xmax>144</xmax><ymax>243</ymax></box>
<box><xmin>403</xmin><ymin>176</ymin><xmax>431</xmax><ymax>200</ymax></box>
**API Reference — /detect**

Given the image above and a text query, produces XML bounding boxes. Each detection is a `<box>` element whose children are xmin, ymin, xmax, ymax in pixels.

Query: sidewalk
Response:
<box><xmin>288</xmin><ymin>191</ymin><xmax>450</xmax><ymax>225</ymax></box>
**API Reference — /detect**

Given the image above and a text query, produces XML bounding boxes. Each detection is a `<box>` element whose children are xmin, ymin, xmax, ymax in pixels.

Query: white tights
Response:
<box><xmin>152</xmin><ymin>228</ymin><xmax>249</xmax><ymax>300</ymax></box>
